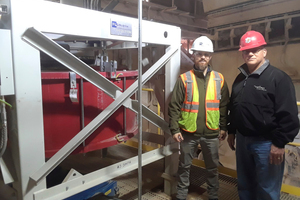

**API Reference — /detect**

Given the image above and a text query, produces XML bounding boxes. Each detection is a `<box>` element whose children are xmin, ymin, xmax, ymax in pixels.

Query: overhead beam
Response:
<box><xmin>59</xmin><ymin>0</ymin><xmax>207</xmax><ymax>35</ymax></box>
<box><xmin>202</xmin><ymin>0</ymin><xmax>251</xmax><ymax>13</ymax></box>
<box><xmin>102</xmin><ymin>0</ymin><xmax>119</xmax><ymax>12</ymax></box>
<box><xmin>142</xmin><ymin>9</ymin><xmax>207</xmax><ymax>29</ymax></box>
<box><xmin>100</xmin><ymin>0</ymin><xmax>207</xmax><ymax>29</ymax></box>
<box><xmin>207</xmin><ymin>0</ymin><xmax>300</xmax><ymax>28</ymax></box>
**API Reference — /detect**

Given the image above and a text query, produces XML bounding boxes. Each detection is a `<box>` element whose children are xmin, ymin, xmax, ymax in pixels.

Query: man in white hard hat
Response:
<box><xmin>168</xmin><ymin>36</ymin><xmax>229</xmax><ymax>200</ymax></box>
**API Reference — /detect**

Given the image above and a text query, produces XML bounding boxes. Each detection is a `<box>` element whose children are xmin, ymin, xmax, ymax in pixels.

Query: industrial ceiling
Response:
<box><xmin>48</xmin><ymin>0</ymin><xmax>300</xmax><ymax>43</ymax></box>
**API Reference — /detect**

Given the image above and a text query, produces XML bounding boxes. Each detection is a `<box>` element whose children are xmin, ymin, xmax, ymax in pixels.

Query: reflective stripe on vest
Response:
<box><xmin>206</xmin><ymin>71</ymin><xmax>224</xmax><ymax>130</ymax></box>
<box><xmin>178</xmin><ymin>70</ymin><xmax>199</xmax><ymax>132</ymax></box>
<box><xmin>178</xmin><ymin>70</ymin><xmax>224</xmax><ymax>132</ymax></box>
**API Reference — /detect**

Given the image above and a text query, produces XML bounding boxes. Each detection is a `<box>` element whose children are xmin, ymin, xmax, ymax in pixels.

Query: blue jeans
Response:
<box><xmin>236</xmin><ymin>132</ymin><xmax>284</xmax><ymax>200</ymax></box>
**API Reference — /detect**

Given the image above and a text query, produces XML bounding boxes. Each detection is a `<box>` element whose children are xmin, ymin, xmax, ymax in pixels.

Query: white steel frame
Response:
<box><xmin>0</xmin><ymin>0</ymin><xmax>181</xmax><ymax>200</ymax></box>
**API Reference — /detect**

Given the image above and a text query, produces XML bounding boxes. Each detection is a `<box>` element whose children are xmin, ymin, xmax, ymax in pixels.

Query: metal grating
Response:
<box><xmin>190</xmin><ymin>165</ymin><xmax>300</xmax><ymax>200</ymax></box>
<box><xmin>189</xmin><ymin>165</ymin><xmax>238</xmax><ymax>200</ymax></box>
<box><xmin>115</xmin><ymin>165</ymin><xmax>300</xmax><ymax>200</ymax></box>
<box><xmin>118</xmin><ymin>178</ymin><xmax>140</xmax><ymax>197</ymax></box>
<box><xmin>281</xmin><ymin>193</ymin><xmax>300</xmax><ymax>200</ymax></box>
<box><xmin>137</xmin><ymin>192</ymin><xmax>171</xmax><ymax>200</ymax></box>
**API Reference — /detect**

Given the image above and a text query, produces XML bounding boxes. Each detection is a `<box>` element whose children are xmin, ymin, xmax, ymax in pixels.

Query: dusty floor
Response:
<box><xmin>47</xmin><ymin>144</ymin><xmax>300</xmax><ymax>200</ymax></box>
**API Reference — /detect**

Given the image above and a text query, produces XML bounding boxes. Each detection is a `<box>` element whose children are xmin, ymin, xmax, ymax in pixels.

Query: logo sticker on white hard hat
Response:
<box><xmin>245</xmin><ymin>37</ymin><xmax>252</xmax><ymax>43</ymax></box>
<box><xmin>199</xmin><ymin>42</ymin><xmax>203</xmax><ymax>45</ymax></box>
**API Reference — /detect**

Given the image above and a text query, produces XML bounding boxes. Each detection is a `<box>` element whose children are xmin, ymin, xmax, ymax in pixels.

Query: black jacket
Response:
<box><xmin>228</xmin><ymin>60</ymin><xmax>299</xmax><ymax>148</ymax></box>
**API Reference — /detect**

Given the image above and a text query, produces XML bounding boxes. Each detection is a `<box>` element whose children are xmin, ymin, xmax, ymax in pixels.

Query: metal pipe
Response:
<box><xmin>138</xmin><ymin>0</ymin><xmax>143</xmax><ymax>199</ymax></box>
<box><xmin>90</xmin><ymin>0</ymin><xmax>93</xmax><ymax>9</ymax></box>
<box><xmin>126</xmin><ymin>49</ymin><xmax>132</xmax><ymax>70</ymax></box>
<box><xmin>96</xmin><ymin>0</ymin><xmax>100</xmax><ymax>11</ymax></box>
<box><xmin>194</xmin><ymin>0</ymin><xmax>197</xmax><ymax>17</ymax></box>
<box><xmin>94</xmin><ymin>0</ymin><xmax>97</xmax><ymax>10</ymax></box>
<box><xmin>147</xmin><ymin>6</ymin><xmax>151</xmax><ymax>20</ymax></box>
<box><xmin>123</xmin><ymin>74</ymin><xmax>127</xmax><ymax>135</ymax></box>
<box><xmin>87</xmin><ymin>0</ymin><xmax>90</xmax><ymax>9</ymax></box>
<box><xmin>94</xmin><ymin>0</ymin><xmax>98</xmax><ymax>10</ymax></box>
<box><xmin>80</xmin><ymin>78</ymin><xmax>85</xmax><ymax>148</ymax></box>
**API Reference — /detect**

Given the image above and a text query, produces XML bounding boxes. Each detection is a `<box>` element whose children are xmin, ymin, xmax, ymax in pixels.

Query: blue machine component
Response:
<box><xmin>64</xmin><ymin>180</ymin><xmax>119</xmax><ymax>200</ymax></box>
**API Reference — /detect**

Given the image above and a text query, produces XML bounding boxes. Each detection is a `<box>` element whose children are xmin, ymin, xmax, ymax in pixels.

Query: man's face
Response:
<box><xmin>193</xmin><ymin>51</ymin><xmax>212</xmax><ymax>71</ymax></box>
<box><xmin>242</xmin><ymin>47</ymin><xmax>267</xmax><ymax>67</ymax></box>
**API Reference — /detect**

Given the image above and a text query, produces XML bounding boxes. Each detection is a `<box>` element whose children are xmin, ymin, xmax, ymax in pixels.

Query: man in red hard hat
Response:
<box><xmin>227</xmin><ymin>30</ymin><xmax>299</xmax><ymax>200</ymax></box>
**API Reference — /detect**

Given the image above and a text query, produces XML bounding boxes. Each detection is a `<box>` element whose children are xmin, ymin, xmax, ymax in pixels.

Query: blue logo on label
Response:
<box><xmin>111</xmin><ymin>19</ymin><xmax>132</xmax><ymax>37</ymax></box>
<box><xmin>112</xmin><ymin>21</ymin><xmax>118</xmax><ymax>28</ymax></box>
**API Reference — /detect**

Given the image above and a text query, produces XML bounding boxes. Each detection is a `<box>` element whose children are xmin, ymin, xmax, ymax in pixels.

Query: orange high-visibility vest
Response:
<box><xmin>178</xmin><ymin>70</ymin><xmax>224</xmax><ymax>132</ymax></box>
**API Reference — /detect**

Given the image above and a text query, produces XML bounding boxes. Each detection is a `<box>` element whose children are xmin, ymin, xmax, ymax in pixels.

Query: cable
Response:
<box><xmin>0</xmin><ymin>96</ymin><xmax>8</xmax><ymax>158</ymax></box>
<box><xmin>0</xmin><ymin>99</ymin><xmax>12</xmax><ymax>108</ymax></box>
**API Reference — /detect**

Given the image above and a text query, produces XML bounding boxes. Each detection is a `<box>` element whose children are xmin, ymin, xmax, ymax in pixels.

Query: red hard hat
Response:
<box><xmin>239</xmin><ymin>31</ymin><xmax>267</xmax><ymax>51</ymax></box>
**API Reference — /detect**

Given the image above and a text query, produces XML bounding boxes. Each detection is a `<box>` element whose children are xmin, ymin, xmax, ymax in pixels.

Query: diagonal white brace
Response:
<box><xmin>22</xmin><ymin>27</ymin><xmax>121</xmax><ymax>99</ymax></box>
<box><xmin>29</xmin><ymin>44</ymin><xmax>179</xmax><ymax>183</ymax></box>
<box><xmin>22</xmin><ymin>27</ymin><xmax>171</xmax><ymax>132</ymax></box>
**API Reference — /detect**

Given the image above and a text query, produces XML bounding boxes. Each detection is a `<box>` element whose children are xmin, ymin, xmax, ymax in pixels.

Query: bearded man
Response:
<box><xmin>168</xmin><ymin>36</ymin><xmax>229</xmax><ymax>200</ymax></box>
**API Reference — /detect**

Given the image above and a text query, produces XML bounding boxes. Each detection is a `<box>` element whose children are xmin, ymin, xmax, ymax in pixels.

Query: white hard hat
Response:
<box><xmin>191</xmin><ymin>36</ymin><xmax>214</xmax><ymax>53</ymax></box>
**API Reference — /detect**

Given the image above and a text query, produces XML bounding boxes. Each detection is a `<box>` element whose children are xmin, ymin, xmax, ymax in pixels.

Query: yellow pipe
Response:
<box><xmin>157</xmin><ymin>103</ymin><xmax>161</xmax><ymax>135</ymax></box>
<box><xmin>142</xmin><ymin>88</ymin><xmax>154</xmax><ymax>92</ymax></box>
<box><xmin>288</xmin><ymin>142</ymin><xmax>300</xmax><ymax>147</ymax></box>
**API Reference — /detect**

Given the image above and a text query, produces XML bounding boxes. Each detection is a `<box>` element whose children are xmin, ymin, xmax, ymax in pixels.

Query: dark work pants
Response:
<box><xmin>176</xmin><ymin>134</ymin><xmax>219</xmax><ymax>199</ymax></box>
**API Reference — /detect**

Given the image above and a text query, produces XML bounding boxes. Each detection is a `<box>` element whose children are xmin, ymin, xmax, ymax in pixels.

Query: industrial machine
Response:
<box><xmin>0</xmin><ymin>0</ymin><xmax>181</xmax><ymax>199</ymax></box>
<box><xmin>42</xmin><ymin>70</ymin><xmax>138</xmax><ymax>157</ymax></box>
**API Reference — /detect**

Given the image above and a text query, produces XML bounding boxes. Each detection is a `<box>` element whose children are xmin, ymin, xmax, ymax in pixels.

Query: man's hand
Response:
<box><xmin>269</xmin><ymin>144</ymin><xmax>285</xmax><ymax>165</ymax></box>
<box><xmin>218</xmin><ymin>130</ymin><xmax>227</xmax><ymax>141</ymax></box>
<box><xmin>173</xmin><ymin>132</ymin><xmax>184</xmax><ymax>142</ymax></box>
<box><xmin>227</xmin><ymin>134</ymin><xmax>236</xmax><ymax>150</ymax></box>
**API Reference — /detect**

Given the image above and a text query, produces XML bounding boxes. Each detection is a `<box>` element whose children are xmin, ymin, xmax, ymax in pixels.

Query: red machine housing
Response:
<box><xmin>41</xmin><ymin>71</ymin><xmax>138</xmax><ymax>158</ymax></box>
